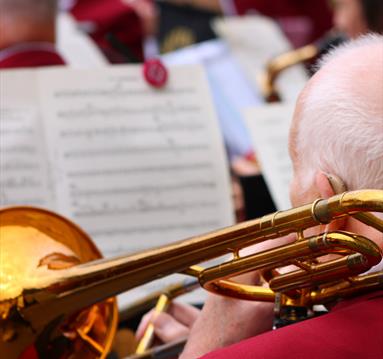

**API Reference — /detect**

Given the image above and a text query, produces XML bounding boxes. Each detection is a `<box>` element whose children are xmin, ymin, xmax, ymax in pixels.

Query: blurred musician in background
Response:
<box><xmin>66</xmin><ymin>0</ymin><xmax>157</xmax><ymax>63</ymax></box>
<box><xmin>167</xmin><ymin>0</ymin><xmax>333</xmax><ymax>47</ymax></box>
<box><xmin>332</xmin><ymin>0</ymin><xmax>383</xmax><ymax>37</ymax></box>
<box><xmin>0</xmin><ymin>0</ymin><xmax>65</xmax><ymax>68</ymax></box>
<box><xmin>136</xmin><ymin>34</ymin><xmax>383</xmax><ymax>358</ymax></box>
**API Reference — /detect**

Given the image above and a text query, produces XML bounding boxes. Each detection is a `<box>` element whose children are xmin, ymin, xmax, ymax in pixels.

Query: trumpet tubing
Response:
<box><xmin>0</xmin><ymin>189</ymin><xmax>382</xmax><ymax>358</ymax></box>
<box><xmin>260</xmin><ymin>32</ymin><xmax>346</xmax><ymax>102</ymax></box>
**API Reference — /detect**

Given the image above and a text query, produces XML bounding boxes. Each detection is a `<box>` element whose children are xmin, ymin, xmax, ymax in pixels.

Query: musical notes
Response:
<box><xmin>0</xmin><ymin>80</ymin><xmax>54</xmax><ymax>208</ymax></box>
<box><xmin>20</xmin><ymin>64</ymin><xmax>233</xmax><ymax>257</ymax></box>
<box><xmin>1</xmin><ymin>65</ymin><xmax>233</xmax><ymax>305</ymax></box>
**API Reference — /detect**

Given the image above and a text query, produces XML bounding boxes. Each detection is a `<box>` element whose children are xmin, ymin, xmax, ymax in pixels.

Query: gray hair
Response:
<box><xmin>296</xmin><ymin>34</ymin><xmax>383</xmax><ymax>191</ymax></box>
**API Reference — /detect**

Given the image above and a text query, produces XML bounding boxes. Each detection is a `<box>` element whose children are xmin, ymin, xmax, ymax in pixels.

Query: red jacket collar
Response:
<box><xmin>0</xmin><ymin>43</ymin><xmax>65</xmax><ymax>69</ymax></box>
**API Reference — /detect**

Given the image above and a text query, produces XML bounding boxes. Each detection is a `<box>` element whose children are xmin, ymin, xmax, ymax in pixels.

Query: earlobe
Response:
<box><xmin>315</xmin><ymin>172</ymin><xmax>346</xmax><ymax>199</ymax></box>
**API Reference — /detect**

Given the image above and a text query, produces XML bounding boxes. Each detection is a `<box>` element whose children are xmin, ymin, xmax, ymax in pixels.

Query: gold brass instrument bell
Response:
<box><xmin>1</xmin><ymin>190</ymin><xmax>383</xmax><ymax>358</ymax></box>
<box><xmin>0</xmin><ymin>208</ymin><xmax>118</xmax><ymax>358</ymax></box>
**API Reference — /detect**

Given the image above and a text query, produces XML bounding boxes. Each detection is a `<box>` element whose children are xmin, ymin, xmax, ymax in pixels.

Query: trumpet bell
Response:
<box><xmin>0</xmin><ymin>207</ymin><xmax>118</xmax><ymax>359</ymax></box>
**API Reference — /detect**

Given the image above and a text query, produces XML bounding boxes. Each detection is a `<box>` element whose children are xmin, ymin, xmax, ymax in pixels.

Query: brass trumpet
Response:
<box><xmin>260</xmin><ymin>32</ymin><xmax>346</xmax><ymax>102</ymax></box>
<box><xmin>1</xmin><ymin>189</ymin><xmax>382</xmax><ymax>358</ymax></box>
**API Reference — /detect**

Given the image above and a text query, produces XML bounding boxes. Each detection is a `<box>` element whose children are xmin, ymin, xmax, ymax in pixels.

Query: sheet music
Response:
<box><xmin>163</xmin><ymin>39</ymin><xmax>262</xmax><ymax>159</ymax></box>
<box><xmin>38</xmin><ymin>65</ymin><xmax>234</xmax><ymax>257</ymax></box>
<box><xmin>1</xmin><ymin>65</ymin><xmax>234</xmax><ymax>305</ymax></box>
<box><xmin>244</xmin><ymin>104</ymin><xmax>295</xmax><ymax>210</ymax></box>
<box><xmin>214</xmin><ymin>16</ymin><xmax>308</xmax><ymax>103</ymax></box>
<box><xmin>0</xmin><ymin>71</ymin><xmax>54</xmax><ymax>208</ymax></box>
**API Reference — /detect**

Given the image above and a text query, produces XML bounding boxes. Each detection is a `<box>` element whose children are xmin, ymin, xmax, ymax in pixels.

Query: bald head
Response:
<box><xmin>290</xmin><ymin>34</ymin><xmax>383</xmax><ymax>197</ymax></box>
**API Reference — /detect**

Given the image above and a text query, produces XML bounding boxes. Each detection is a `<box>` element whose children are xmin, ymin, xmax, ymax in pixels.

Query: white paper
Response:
<box><xmin>56</xmin><ymin>13</ymin><xmax>108</xmax><ymax>68</ymax></box>
<box><xmin>244</xmin><ymin>104</ymin><xmax>295</xmax><ymax>210</ymax></box>
<box><xmin>214</xmin><ymin>16</ymin><xmax>308</xmax><ymax>103</ymax></box>
<box><xmin>1</xmin><ymin>64</ymin><xmax>235</xmax><ymax>305</ymax></box>
<box><xmin>28</xmin><ymin>65</ymin><xmax>234</xmax><ymax>258</ymax></box>
<box><xmin>163</xmin><ymin>39</ymin><xmax>262</xmax><ymax>159</ymax></box>
<box><xmin>0</xmin><ymin>71</ymin><xmax>54</xmax><ymax>208</ymax></box>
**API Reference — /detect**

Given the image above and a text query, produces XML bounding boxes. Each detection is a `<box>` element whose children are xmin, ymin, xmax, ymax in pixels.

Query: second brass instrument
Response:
<box><xmin>260</xmin><ymin>33</ymin><xmax>346</xmax><ymax>102</ymax></box>
<box><xmin>1</xmin><ymin>189</ymin><xmax>382</xmax><ymax>358</ymax></box>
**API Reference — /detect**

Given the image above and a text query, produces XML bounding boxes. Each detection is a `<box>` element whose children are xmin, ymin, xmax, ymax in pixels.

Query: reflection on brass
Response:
<box><xmin>0</xmin><ymin>208</ymin><xmax>118</xmax><ymax>359</ymax></box>
<box><xmin>260</xmin><ymin>33</ymin><xmax>346</xmax><ymax>102</ymax></box>
<box><xmin>161</xmin><ymin>27</ymin><xmax>197</xmax><ymax>54</ymax></box>
<box><xmin>0</xmin><ymin>190</ymin><xmax>382</xmax><ymax>358</ymax></box>
<box><xmin>259</xmin><ymin>44</ymin><xmax>318</xmax><ymax>102</ymax></box>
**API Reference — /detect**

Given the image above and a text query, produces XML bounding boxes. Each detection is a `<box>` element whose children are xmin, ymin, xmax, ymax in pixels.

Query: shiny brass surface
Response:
<box><xmin>133</xmin><ymin>277</ymin><xmax>199</xmax><ymax>355</ymax></box>
<box><xmin>259</xmin><ymin>33</ymin><xmax>345</xmax><ymax>102</ymax></box>
<box><xmin>1</xmin><ymin>190</ymin><xmax>382</xmax><ymax>358</ymax></box>
<box><xmin>135</xmin><ymin>294</ymin><xmax>170</xmax><ymax>355</ymax></box>
<box><xmin>0</xmin><ymin>208</ymin><xmax>118</xmax><ymax>359</ymax></box>
<box><xmin>260</xmin><ymin>44</ymin><xmax>317</xmax><ymax>102</ymax></box>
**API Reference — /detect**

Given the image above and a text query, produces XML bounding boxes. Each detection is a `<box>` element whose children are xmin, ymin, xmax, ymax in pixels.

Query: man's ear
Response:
<box><xmin>314</xmin><ymin>172</ymin><xmax>347</xmax><ymax>199</ymax></box>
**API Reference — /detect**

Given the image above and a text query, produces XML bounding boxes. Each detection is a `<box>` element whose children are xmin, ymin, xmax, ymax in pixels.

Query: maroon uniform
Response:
<box><xmin>231</xmin><ymin>0</ymin><xmax>333</xmax><ymax>47</ymax></box>
<box><xmin>70</xmin><ymin>0</ymin><xmax>144</xmax><ymax>63</ymax></box>
<box><xmin>0</xmin><ymin>43</ymin><xmax>65</xmax><ymax>69</ymax></box>
<box><xmin>202</xmin><ymin>290</ymin><xmax>383</xmax><ymax>359</ymax></box>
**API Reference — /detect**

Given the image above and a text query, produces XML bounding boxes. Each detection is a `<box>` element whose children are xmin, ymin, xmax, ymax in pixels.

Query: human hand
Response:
<box><xmin>136</xmin><ymin>301</ymin><xmax>200</xmax><ymax>344</ymax></box>
<box><xmin>180</xmin><ymin>288</ymin><xmax>274</xmax><ymax>358</ymax></box>
<box><xmin>179</xmin><ymin>234</ymin><xmax>297</xmax><ymax>358</ymax></box>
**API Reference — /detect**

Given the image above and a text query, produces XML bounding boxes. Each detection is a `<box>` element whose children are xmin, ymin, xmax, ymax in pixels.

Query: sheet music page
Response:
<box><xmin>0</xmin><ymin>71</ymin><xmax>54</xmax><ymax>208</ymax></box>
<box><xmin>214</xmin><ymin>16</ymin><xmax>308</xmax><ymax>103</ymax></box>
<box><xmin>35</xmin><ymin>64</ymin><xmax>235</xmax><ymax>305</ymax></box>
<box><xmin>38</xmin><ymin>65</ymin><xmax>234</xmax><ymax>258</ymax></box>
<box><xmin>244</xmin><ymin>104</ymin><xmax>295</xmax><ymax>210</ymax></box>
<box><xmin>163</xmin><ymin>39</ymin><xmax>262</xmax><ymax>159</ymax></box>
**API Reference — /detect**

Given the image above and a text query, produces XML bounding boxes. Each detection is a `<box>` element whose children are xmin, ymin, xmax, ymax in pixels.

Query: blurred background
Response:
<box><xmin>1</xmin><ymin>1</ymin><xmax>382</xmax><ymax>358</ymax></box>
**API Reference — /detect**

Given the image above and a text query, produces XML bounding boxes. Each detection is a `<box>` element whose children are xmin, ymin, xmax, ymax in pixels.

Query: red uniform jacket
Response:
<box><xmin>202</xmin><ymin>290</ymin><xmax>383</xmax><ymax>359</ymax></box>
<box><xmin>70</xmin><ymin>0</ymin><xmax>144</xmax><ymax>63</ymax></box>
<box><xmin>232</xmin><ymin>0</ymin><xmax>333</xmax><ymax>47</ymax></box>
<box><xmin>0</xmin><ymin>43</ymin><xmax>65</xmax><ymax>69</ymax></box>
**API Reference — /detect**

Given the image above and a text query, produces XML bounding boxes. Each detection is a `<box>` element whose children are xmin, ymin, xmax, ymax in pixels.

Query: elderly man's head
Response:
<box><xmin>0</xmin><ymin>0</ymin><xmax>58</xmax><ymax>49</ymax></box>
<box><xmin>289</xmin><ymin>34</ymin><xmax>383</xmax><ymax>207</ymax></box>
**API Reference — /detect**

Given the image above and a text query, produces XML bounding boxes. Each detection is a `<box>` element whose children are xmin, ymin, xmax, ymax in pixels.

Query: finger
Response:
<box><xmin>135</xmin><ymin>302</ymin><xmax>200</xmax><ymax>340</ymax></box>
<box><xmin>153</xmin><ymin>312</ymin><xmax>190</xmax><ymax>343</ymax></box>
<box><xmin>167</xmin><ymin>301</ymin><xmax>200</xmax><ymax>328</ymax></box>
<box><xmin>135</xmin><ymin>309</ymin><xmax>155</xmax><ymax>340</ymax></box>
